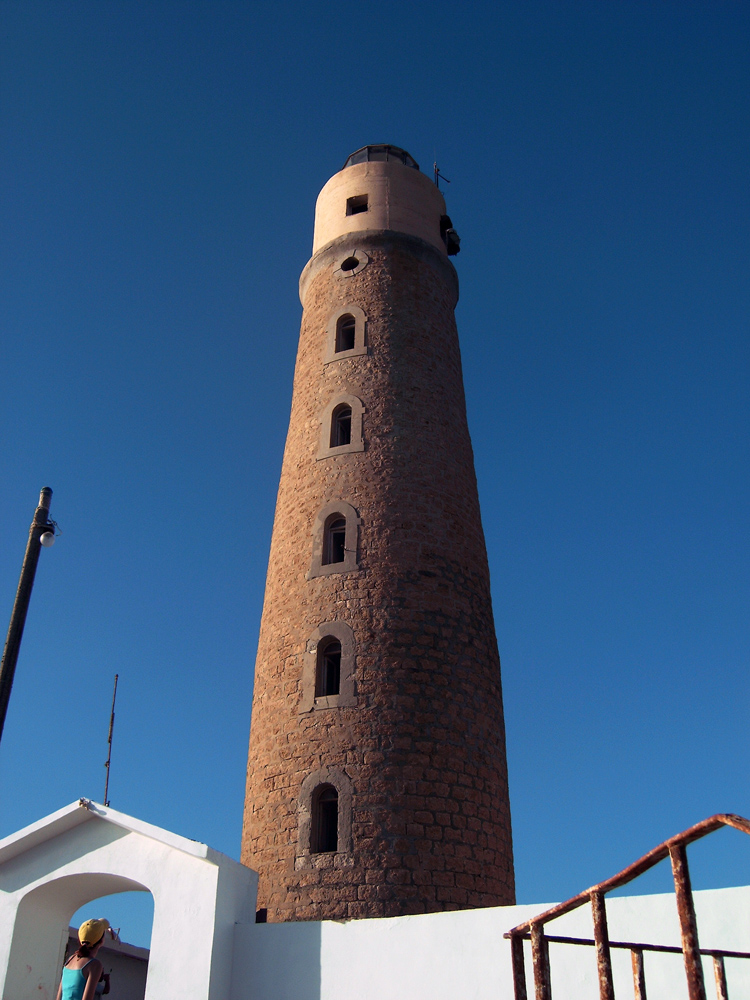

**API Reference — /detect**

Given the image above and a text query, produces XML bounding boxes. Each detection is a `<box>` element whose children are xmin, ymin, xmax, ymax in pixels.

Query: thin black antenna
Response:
<box><xmin>433</xmin><ymin>162</ymin><xmax>451</xmax><ymax>189</ymax></box>
<box><xmin>103</xmin><ymin>673</ymin><xmax>118</xmax><ymax>807</ymax></box>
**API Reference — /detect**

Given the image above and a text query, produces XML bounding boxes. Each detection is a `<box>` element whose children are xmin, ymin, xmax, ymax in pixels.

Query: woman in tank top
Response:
<box><xmin>56</xmin><ymin>917</ymin><xmax>110</xmax><ymax>1000</ymax></box>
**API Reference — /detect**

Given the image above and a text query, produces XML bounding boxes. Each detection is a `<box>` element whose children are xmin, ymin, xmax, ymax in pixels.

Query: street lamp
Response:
<box><xmin>0</xmin><ymin>488</ymin><xmax>56</xmax><ymax>743</ymax></box>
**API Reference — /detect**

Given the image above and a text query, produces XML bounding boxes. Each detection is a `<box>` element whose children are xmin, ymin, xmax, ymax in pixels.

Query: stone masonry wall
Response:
<box><xmin>241</xmin><ymin>231</ymin><xmax>515</xmax><ymax>921</ymax></box>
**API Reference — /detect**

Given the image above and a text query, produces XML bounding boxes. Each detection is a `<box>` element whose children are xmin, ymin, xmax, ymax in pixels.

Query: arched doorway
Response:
<box><xmin>5</xmin><ymin>872</ymin><xmax>152</xmax><ymax>999</ymax></box>
<box><xmin>67</xmin><ymin>889</ymin><xmax>154</xmax><ymax>1000</ymax></box>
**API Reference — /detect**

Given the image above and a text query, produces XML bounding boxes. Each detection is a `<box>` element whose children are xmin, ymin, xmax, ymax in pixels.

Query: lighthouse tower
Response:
<box><xmin>241</xmin><ymin>145</ymin><xmax>514</xmax><ymax>921</ymax></box>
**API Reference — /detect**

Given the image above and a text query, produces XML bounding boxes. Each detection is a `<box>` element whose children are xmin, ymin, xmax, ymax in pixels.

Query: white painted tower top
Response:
<box><xmin>312</xmin><ymin>144</ymin><xmax>459</xmax><ymax>257</ymax></box>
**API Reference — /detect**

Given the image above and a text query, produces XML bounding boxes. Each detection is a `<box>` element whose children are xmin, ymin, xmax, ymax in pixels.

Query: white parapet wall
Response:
<box><xmin>232</xmin><ymin>885</ymin><xmax>750</xmax><ymax>1000</ymax></box>
<box><xmin>2</xmin><ymin>802</ymin><xmax>748</xmax><ymax>1000</ymax></box>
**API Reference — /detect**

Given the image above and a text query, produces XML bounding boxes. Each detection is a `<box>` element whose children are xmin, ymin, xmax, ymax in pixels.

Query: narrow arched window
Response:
<box><xmin>325</xmin><ymin>306</ymin><xmax>366</xmax><ymax>363</ymax></box>
<box><xmin>312</xmin><ymin>785</ymin><xmax>338</xmax><ymax>853</ymax></box>
<box><xmin>315</xmin><ymin>639</ymin><xmax>341</xmax><ymax>697</ymax></box>
<box><xmin>299</xmin><ymin>622</ymin><xmax>356</xmax><ymax>712</ymax></box>
<box><xmin>330</xmin><ymin>405</ymin><xmax>352</xmax><ymax>448</ymax></box>
<box><xmin>335</xmin><ymin>314</ymin><xmax>356</xmax><ymax>353</ymax></box>
<box><xmin>310</xmin><ymin>501</ymin><xmax>359</xmax><ymax>578</ymax></box>
<box><xmin>318</xmin><ymin>395</ymin><xmax>364</xmax><ymax>460</ymax></box>
<box><xmin>323</xmin><ymin>516</ymin><xmax>346</xmax><ymax>565</ymax></box>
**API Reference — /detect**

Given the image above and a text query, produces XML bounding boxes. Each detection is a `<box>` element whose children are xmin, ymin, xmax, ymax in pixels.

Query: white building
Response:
<box><xmin>1</xmin><ymin>798</ymin><xmax>748</xmax><ymax>999</ymax></box>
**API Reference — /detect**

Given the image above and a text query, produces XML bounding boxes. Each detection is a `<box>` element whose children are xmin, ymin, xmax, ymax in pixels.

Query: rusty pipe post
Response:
<box><xmin>712</xmin><ymin>956</ymin><xmax>728</xmax><ymax>1000</ymax></box>
<box><xmin>530</xmin><ymin>923</ymin><xmax>552</xmax><ymax>1000</ymax></box>
<box><xmin>591</xmin><ymin>891</ymin><xmax>615</xmax><ymax>1000</ymax></box>
<box><xmin>631</xmin><ymin>949</ymin><xmax>647</xmax><ymax>1000</ymax></box>
<box><xmin>0</xmin><ymin>488</ymin><xmax>54</xmax><ymax>744</ymax></box>
<box><xmin>669</xmin><ymin>843</ymin><xmax>707</xmax><ymax>1000</ymax></box>
<box><xmin>510</xmin><ymin>934</ymin><xmax>529</xmax><ymax>1000</ymax></box>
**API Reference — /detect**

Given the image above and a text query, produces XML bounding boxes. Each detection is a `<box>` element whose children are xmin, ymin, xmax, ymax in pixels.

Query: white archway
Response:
<box><xmin>0</xmin><ymin>800</ymin><xmax>258</xmax><ymax>1000</ymax></box>
<box><xmin>7</xmin><ymin>872</ymin><xmax>150</xmax><ymax>999</ymax></box>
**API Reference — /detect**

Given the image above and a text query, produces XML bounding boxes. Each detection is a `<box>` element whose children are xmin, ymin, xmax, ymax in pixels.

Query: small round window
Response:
<box><xmin>335</xmin><ymin>251</ymin><xmax>368</xmax><ymax>277</ymax></box>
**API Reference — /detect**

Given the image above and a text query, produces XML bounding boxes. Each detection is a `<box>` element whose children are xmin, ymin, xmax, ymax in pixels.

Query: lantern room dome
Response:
<box><xmin>343</xmin><ymin>145</ymin><xmax>419</xmax><ymax>171</ymax></box>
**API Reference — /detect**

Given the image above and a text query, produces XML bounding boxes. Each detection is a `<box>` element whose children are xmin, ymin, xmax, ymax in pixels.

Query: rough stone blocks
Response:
<box><xmin>241</xmin><ymin>231</ymin><xmax>515</xmax><ymax>921</ymax></box>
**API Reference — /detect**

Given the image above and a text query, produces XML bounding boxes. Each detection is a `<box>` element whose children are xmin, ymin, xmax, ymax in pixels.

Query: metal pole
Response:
<box><xmin>0</xmin><ymin>488</ymin><xmax>54</xmax><ymax>743</ymax></box>
<box><xmin>631</xmin><ymin>949</ymin><xmax>647</xmax><ymax>1000</ymax></box>
<box><xmin>712</xmin><ymin>955</ymin><xmax>728</xmax><ymax>1000</ymax></box>
<box><xmin>670</xmin><ymin>843</ymin><xmax>707</xmax><ymax>1000</ymax></box>
<box><xmin>591</xmin><ymin>891</ymin><xmax>615</xmax><ymax>1000</ymax></box>
<box><xmin>530</xmin><ymin>923</ymin><xmax>552</xmax><ymax>1000</ymax></box>
<box><xmin>510</xmin><ymin>933</ymin><xmax>529</xmax><ymax>1000</ymax></box>
<box><xmin>103</xmin><ymin>674</ymin><xmax>118</xmax><ymax>806</ymax></box>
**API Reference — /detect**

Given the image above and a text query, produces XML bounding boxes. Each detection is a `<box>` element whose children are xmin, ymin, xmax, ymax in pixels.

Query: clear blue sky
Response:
<box><xmin>1</xmin><ymin>1</ymin><xmax>748</xmax><ymax>948</ymax></box>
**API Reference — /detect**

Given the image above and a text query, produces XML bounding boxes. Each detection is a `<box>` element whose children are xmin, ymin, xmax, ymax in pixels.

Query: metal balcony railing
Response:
<box><xmin>505</xmin><ymin>814</ymin><xmax>750</xmax><ymax>1000</ymax></box>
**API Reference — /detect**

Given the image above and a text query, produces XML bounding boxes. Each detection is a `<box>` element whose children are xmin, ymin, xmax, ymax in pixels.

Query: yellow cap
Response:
<box><xmin>78</xmin><ymin>918</ymin><xmax>109</xmax><ymax>946</ymax></box>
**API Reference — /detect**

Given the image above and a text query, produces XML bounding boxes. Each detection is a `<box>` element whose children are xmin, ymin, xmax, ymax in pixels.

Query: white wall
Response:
<box><xmin>312</xmin><ymin>160</ymin><xmax>448</xmax><ymax>255</ymax></box>
<box><xmin>232</xmin><ymin>885</ymin><xmax>750</xmax><ymax>1000</ymax></box>
<box><xmin>3</xmin><ymin>805</ymin><xmax>748</xmax><ymax>1000</ymax></box>
<box><xmin>0</xmin><ymin>804</ymin><xmax>258</xmax><ymax>1000</ymax></box>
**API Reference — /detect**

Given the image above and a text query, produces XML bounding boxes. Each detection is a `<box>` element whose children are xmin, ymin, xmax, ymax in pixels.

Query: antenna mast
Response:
<box><xmin>103</xmin><ymin>673</ymin><xmax>118</xmax><ymax>807</ymax></box>
<box><xmin>433</xmin><ymin>162</ymin><xmax>451</xmax><ymax>190</ymax></box>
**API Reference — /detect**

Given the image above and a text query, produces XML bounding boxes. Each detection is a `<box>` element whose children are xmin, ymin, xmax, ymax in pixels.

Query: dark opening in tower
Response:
<box><xmin>312</xmin><ymin>785</ymin><xmax>338</xmax><ymax>853</ymax></box>
<box><xmin>323</xmin><ymin>516</ymin><xmax>346</xmax><ymax>565</ymax></box>
<box><xmin>316</xmin><ymin>639</ymin><xmax>341</xmax><ymax>697</ymax></box>
<box><xmin>330</xmin><ymin>405</ymin><xmax>352</xmax><ymax>447</ymax></box>
<box><xmin>335</xmin><ymin>314</ymin><xmax>356</xmax><ymax>352</ymax></box>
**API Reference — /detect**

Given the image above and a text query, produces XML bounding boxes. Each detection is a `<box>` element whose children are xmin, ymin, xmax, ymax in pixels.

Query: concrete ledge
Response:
<box><xmin>299</xmin><ymin>231</ymin><xmax>459</xmax><ymax>309</ymax></box>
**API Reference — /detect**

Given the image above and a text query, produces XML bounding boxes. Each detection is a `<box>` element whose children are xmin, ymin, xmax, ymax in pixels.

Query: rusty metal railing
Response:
<box><xmin>504</xmin><ymin>813</ymin><xmax>750</xmax><ymax>1000</ymax></box>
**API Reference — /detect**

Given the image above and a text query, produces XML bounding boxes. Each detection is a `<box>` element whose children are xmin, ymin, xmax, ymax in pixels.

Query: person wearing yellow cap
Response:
<box><xmin>55</xmin><ymin>918</ymin><xmax>111</xmax><ymax>1000</ymax></box>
